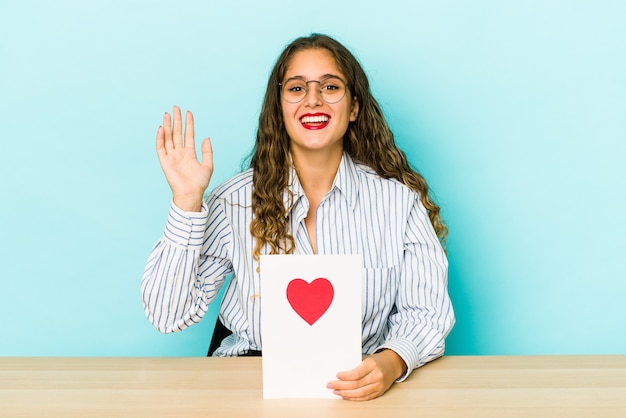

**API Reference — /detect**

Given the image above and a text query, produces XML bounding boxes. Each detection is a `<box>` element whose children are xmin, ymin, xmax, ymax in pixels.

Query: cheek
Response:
<box><xmin>281</xmin><ymin>105</ymin><xmax>299</xmax><ymax>137</ymax></box>
<box><xmin>281</xmin><ymin>103</ymin><xmax>297</xmax><ymax>123</ymax></box>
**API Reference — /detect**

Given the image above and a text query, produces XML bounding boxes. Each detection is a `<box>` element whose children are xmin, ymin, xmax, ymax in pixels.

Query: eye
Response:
<box><xmin>321</xmin><ymin>83</ymin><xmax>339</xmax><ymax>91</ymax></box>
<box><xmin>284</xmin><ymin>79</ymin><xmax>306</xmax><ymax>93</ymax></box>
<box><xmin>320</xmin><ymin>77</ymin><xmax>345</xmax><ymax>93</ymax></box>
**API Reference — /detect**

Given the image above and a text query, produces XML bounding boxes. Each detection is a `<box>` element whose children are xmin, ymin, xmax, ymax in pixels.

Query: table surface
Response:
<box><xmin>1</xmin><ymin>355</ymin><xmax>625</xmax><ymax>417</ymax></box>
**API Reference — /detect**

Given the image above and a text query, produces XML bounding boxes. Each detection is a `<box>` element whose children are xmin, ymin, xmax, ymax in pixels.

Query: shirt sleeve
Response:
<box><xmin>141</xmin><ymin>195</ymin><xmax>233</xmax><ymax>333</ymax></box>
<box><xmin>375</xmin><ymin>196</ymin><xmax>455</xmax><ymax>382</ymax></box>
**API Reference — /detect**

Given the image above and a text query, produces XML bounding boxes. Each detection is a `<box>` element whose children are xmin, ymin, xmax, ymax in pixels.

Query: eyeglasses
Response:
<box><xmin>279</xmin><ymin>76</ymin><xmax>349</xmax><ymax>104</ymax></box>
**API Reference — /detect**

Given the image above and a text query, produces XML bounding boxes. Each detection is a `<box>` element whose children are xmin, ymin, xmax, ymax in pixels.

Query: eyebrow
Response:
<box><xmin>284</xmin><ymin>73</ymin><xmax>343</xmax><ymax>81</ymax></box>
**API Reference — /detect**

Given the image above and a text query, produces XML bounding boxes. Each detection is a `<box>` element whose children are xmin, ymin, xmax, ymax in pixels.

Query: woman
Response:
<box><xmin>142</xmin><ymin>33</ymin><xmax>454</xmax><ymax>401</ymax></box>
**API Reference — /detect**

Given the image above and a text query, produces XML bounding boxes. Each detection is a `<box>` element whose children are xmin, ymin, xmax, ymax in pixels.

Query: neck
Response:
<box><xmin>291</xmin><ymin>147</ymin><xmax>342</xmax><ymax>198</ymax></box>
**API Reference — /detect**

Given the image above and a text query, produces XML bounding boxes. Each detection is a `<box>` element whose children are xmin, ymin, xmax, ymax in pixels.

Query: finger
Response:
<box><xmin>328</xmin><ymin>371</ymin><xmax>377</xmax><ymax>391</ymax></box>
<box><xmin>336</xmin><ymin>384</ymin><xmax>381</xmax><ymax>402</ymax></box>
<box><xmin>335</xmin><ymin>361</ymin><xmax>372</xmax><ymax>381</ymax></box>
<box><xmin>172</xmin><ymin>105</ymin><xmax>183</xmax><ymax>149</ymax></box>
<box><xmin>334</xmin><ymin>375</ymin><xmax>385</xmax><ymax>401</ymax></box>
<box><xmin>156</xmin><ymin>126</ymin><xmax>166</xmax><ymax>157</ymax></box>
<box><xmin>327</xmin><ymin>379</ymin><xmax>359</xmax><ymax>391</ymax></box>
<box><xmin>200</xmin><ymin>137</ymin><xmax>214</xmax><ymax>168</ymax></box>
<box><xmin>184</xmin><ymin>110</ymin><xmax>195</xmax><ymax>150</ymax></box>
<box><xmin>163</xmin><ymin>112</ymin><xmax>173</xmax><ymax>151</ymax></box>
<box><xmin>329</xmin><ymin>378</ymin><xmax>380</xmax><ymax>401</ymax></box>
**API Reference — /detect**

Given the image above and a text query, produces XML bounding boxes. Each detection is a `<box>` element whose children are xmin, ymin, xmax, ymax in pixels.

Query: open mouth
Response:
<box><xmin>300</xmin><ymin>113</ymin><xmax>330</xmax><ymax>130</ymax></box>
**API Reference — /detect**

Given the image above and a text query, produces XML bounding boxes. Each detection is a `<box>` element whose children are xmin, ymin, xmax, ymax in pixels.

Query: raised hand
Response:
<box><xmin>156</xmin><ymin>106</ymin><xmax>213</xmax><ymax>212</ymax></box>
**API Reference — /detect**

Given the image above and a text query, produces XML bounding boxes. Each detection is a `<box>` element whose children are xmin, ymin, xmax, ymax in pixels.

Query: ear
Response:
<box><xmin>349</xmin><ymin>96</ymin><xmax>359</xmax><ymax>122</ymax></box>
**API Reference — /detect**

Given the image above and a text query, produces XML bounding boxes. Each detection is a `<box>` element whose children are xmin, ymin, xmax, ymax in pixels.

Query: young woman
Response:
<box><xmin>142</xmin><ymin>34</ymin><xmax>454</xmax><ymax>401</ymax></box>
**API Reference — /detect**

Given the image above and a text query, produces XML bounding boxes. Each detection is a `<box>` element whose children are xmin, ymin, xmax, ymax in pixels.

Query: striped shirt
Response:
<box><xmin>142</xmin><ymin>153</ymin><xmax>455</xmax><ymax>380</ymax></box>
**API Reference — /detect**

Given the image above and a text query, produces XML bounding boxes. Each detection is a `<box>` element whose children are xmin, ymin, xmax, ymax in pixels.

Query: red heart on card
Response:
<box><xmin>286</xmin><ymin>278</ymin><xmax>334</xmax><ymax>326</ymax></box>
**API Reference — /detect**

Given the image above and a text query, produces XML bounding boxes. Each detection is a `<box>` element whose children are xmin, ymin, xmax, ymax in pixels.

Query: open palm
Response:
<box><xmin>156</xmin><ymin>106</ymin><xmax>213</xmax><ymax>212</ymax></box>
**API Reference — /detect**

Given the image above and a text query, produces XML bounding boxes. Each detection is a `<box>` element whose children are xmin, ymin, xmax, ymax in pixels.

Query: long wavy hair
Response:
<box><xmin>248</xmin><ymin>34</ymin><xmax>447</xmax><ymax>259</ymax></box>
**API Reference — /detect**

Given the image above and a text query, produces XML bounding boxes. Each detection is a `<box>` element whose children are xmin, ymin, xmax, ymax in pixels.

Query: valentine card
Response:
<box><xmin>260</xmin><ymin>254</ymin><xmax>362</xmax><ymax>399</ymax></box>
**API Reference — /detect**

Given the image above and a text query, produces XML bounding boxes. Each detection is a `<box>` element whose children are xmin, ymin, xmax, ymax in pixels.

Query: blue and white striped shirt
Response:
<box><xmin>142</xmin><ymin>153</ymin><xmax>454</xmax><ymax>379</ymax></box>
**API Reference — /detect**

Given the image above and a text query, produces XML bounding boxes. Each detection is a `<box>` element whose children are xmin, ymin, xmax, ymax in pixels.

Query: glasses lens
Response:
<box><xmin>319</xmin><ymin>77</ymin><xmax>346</xmax><ymax>104</ymax></box>
<box><xmin>280</xmin><ymin>77</ymin><xmax>347</xmax><ymax>104</ymax></box>
<box><xmin>281</xmin><ymin>79</ymin><xmax>307</xmax><ymax>103</ymax></box>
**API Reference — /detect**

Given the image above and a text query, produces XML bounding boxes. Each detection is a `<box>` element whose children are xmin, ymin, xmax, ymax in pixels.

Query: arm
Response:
<box><xmin>141</xmin><ymin>106</ymin><xmax>230</xmax><ymax>333</ymax></box>
<box><xmin>328</xmin><ymin>196</ymin><xmax>455</xmax><ymax>400</ymax></box>
<box><xmin>141</xmin><ymin>198</ymin><xmax>233</xmax><ymax>333</ymax></box>
<box><xmin>379</xmin><ymin>195</ymin><xmax>455</xmax><ymax>377</ymax></box>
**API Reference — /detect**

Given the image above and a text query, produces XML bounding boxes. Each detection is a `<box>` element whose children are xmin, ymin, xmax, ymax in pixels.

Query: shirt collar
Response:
<box><xmin>283</xmin><ymin>152</ymin><xmax>359</xmax><ymax>217</ymax></box>
<box><xmin>332</xmin><ymin>152</ymin><xmax>359</xmax><ymax>210</ymax></box>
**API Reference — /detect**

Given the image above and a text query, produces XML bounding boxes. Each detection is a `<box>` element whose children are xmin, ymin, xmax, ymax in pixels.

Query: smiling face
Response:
<box><xmin>281</xmin><ymin>48</ymin><xmax>359</xmax><ymax>159</ymax></box>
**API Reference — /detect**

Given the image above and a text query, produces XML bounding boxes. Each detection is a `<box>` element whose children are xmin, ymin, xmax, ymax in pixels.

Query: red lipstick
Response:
<box><xmin>299</xmin><ymin>113</ymin><xmax>330</xmax><ymax>130</ymax></box>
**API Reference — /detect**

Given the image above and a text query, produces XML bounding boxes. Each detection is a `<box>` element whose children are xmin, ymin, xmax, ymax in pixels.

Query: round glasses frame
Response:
<box><xmin>278</xmin><ymin>76</ymin><xmax>349</xmax><ymax>104</ymax></box>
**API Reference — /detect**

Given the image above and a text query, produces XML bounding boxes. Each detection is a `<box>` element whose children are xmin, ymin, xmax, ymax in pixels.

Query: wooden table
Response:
<box><xmin>1</xmin><ymin>355</ymin><xmax>625</xmax><ymax>417</ymax></box>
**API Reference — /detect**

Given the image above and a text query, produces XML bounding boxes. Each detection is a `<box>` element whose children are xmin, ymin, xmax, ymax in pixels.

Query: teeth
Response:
<box><xmin>301</xmin><ymin>115</ymin><xmax>329</xmax><ymax>124</ymax></box>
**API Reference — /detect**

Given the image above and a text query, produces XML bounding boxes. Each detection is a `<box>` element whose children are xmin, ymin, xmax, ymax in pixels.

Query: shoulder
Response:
<box><xmin>352</xmin><ymin>161</ymin><xmax>419</xmax><ymax>200</ymax></box>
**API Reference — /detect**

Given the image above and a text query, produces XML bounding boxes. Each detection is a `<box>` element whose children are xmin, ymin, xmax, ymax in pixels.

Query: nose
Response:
<box><xmin>303</xmin><ymin>81</ymin><xmax>323</xmax><ymax>106</ymax></box>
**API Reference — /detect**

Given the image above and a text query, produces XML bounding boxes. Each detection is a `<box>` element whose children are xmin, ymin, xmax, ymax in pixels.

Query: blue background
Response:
<box><xmin>1</xmin><ymin>0</ymin><xmax>624</xmax><ymax>356</ymax></box>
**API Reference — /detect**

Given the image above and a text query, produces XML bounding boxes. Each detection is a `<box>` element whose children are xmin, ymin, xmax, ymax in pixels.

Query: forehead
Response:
<box><xmin>284</xmin><ymin>48</ymin><xmax>344</xmax><ymax>79</ymax></box>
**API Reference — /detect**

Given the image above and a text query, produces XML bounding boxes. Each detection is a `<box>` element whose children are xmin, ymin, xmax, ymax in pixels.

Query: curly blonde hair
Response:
<box><xmin>248</xmin><ymin>34</ymin><xmax>447</xmax><ymax>259</ymax></box>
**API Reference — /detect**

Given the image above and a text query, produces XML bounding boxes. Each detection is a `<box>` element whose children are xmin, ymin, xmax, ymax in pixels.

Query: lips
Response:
<box><xmin>300</xmin><ymin>113</ymin><xmax>330</xmax><ymax>130</ymax></box>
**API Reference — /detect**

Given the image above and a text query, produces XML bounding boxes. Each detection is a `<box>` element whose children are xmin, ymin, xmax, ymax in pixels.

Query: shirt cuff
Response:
<box><xmin>162</xmin><ymin>200</ymin><xmax>209</xmax><ymax>249</ymax></box>
<box><xmin>375</xmin><ymin>338</ymin><xmax>423</xmax><ymax>382</ymax></box>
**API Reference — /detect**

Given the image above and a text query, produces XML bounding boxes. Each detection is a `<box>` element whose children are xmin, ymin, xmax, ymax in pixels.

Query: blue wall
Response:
<box><xmin>1</xmin><ymin>0</ymin><xmax>624</xmax><ymax>356</ymax></box>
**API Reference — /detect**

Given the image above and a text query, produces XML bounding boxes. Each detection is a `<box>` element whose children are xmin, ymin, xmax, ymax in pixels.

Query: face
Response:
<box><xmin>281</xmin><ymin>48</ymin><xmax>359</xmax><ymax>158</ymax></box>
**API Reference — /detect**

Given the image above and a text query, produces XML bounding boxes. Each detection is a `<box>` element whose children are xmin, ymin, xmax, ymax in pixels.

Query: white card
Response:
<box><xmin>260</xmin><ymin>254</ymin><xmax>362</xmax><ymax>399</ymax></box>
